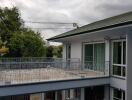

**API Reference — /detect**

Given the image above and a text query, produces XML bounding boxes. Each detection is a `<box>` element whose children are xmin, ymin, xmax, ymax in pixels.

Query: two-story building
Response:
<box><xmin>0</xmin><ymin>11</ymin><xmax>132</xmax><ymax>100</ymax></box>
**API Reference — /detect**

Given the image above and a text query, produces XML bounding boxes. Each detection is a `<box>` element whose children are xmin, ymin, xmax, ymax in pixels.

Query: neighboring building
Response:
<box><xmin>0</xmin><ymin>11</ymin><xmax>132</xmax><ymax>100</ymax></box>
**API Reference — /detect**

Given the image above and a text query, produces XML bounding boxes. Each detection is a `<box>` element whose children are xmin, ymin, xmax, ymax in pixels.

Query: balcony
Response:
<box><xmin>0</xmin><ymin>57</ymin><xmax>109</xmax><ymax>86</ymax></box>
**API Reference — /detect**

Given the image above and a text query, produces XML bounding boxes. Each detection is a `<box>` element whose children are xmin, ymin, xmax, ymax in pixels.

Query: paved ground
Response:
<box><xmin>0</xmin><ymin>68</ymin><xmax>104</xmax><ymax>85</ymax></box>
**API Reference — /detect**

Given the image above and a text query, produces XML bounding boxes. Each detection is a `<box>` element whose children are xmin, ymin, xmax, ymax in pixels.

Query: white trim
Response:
<box><xmin>111</xmin><ymin>39</ymin><xmax>126</xmax><ymax>77</ymax></box>
<box><xmin>105</xmin><ymin>40</ymin><xmax>110</xmax><ymax>76</ymax></box>
<box><xmin>83</xmin><ymin>41</ymin><xmax>105</xmax><ymax>45</ymax></box>
<box><xmin>112</xmin><ymin>75</ymin><xmax>126</xmax><ymax>80</ymax></box>
<box><xmin>111</xmin><ymin>39</ymin><xmax>126</xmax><ymax>42</ymax></box>
<box><xmin>113</xmin><ymin>64</ymin><xmax>126</xmax><ymax>67</ymax></box>
<box><xmin>93</xmin><ymin>44</ymin><xmax>94</xmax><ymax>69</ymax></box>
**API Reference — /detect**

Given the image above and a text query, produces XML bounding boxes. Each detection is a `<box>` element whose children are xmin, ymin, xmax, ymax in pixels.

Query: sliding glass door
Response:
<box><xmin>84</xmin><ymin>43</ymin><xmax>105</xmax><ymax>71</ymax></box>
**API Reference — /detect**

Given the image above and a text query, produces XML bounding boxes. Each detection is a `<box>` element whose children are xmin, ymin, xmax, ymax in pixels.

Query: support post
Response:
<box><xmin>81</xmin><ymin>88</ymin><xmax>84</xmax><ymax>100</ymax></box>
<box><xmin>70</xmin><ymin>89</ymin><xmax>74</xmax><ymax>99</ymax></box>
<box><xmin>62</xmin><ymin>90</ymin><xmax>65</xmax><ymax>100</ymax></box>
<box><xmin>55</xmin><ymin>91</ymin><xmax>58</xmax><ymax>100</ymax></box>
<box><xmin>104</xmin><ymin>86</ymin><xmax>110</xmax><ymax>100</ymax></box>
<box><xmin>105</xmin><ymin>40</ymin><xmax>110</xmax><ymax>76</ymax></box>
<box><xmin>41</xmin><ymin>93</ymin><xmax>45</xmax><ymax>100</ymax></box>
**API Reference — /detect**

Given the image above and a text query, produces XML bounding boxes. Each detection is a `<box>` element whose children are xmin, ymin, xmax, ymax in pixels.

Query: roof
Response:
<box><xmin>47</xmin><ymin>11</ymin><xmax>132</xmax><ymax>41</ymax></box>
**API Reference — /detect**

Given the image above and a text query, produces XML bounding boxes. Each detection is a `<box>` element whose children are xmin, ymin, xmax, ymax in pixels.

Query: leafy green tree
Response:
<box><xmin>22</xmin><ymin>30</ymin><xmax>46</xmax><ymax>57</ymax></box>
<box><xmin>7</xmin><ymin>30</ymin><xmax>46</xmax><ymax>57</ymax></box>
<box><xmin>53</xmin><ymin>45</ymin><xmax>63</xmax><ymax>58</ymax></box>
<box><xmin>46</xmin><ymin>46</ymin><xmax>54</xmax><ymax>57</ymax></box>
<box><xmin>0</xmin><ymin>7</ymin><xmax>23</xmax><ymax>41</ymax></box>
<box><xmin>0</xmin><ymin>7</ymin><xmax>46</xmax><ymax>57</ymax></box>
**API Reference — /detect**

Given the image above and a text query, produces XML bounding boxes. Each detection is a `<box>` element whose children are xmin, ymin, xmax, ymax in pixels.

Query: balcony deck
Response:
<box><xmin>0</xmin><ymin>68</ymin><xmax>104</xmax><ymax>85</ymax></box>
<box><xmin>0</xmin><ymin>58</ymin><xmax>106</xmax><ymax>86</ymax></box>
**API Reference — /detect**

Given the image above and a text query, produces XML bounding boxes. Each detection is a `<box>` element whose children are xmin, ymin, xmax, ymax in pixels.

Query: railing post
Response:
<box><xmin>105</xmin><ymin>61</ymin><xmax>110</xmax><ymax>76</ymax></box>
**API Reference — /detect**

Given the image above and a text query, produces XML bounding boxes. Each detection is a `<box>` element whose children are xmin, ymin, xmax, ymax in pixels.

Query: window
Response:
<box><xmin>84</xmin><ymin>43</ymin><xmax>105</xmax><ymax>71</ymax></box>
<box><xmin>113</xmin><ymin>42</ymin><xmax>122</xmax><ymax>64</ymax></box>
<box><xmin>57</xmin><ymin>91</ymin><xmax>62</xmax><ymax>100</ymax></box>
<box><xmin>66</xmin><ymin>44</ymin><xmax>71</xmax><ymax>59</ymax></box>
<box><xmin>73</xmin><ymin>88</ymin><xmax>81</xmax><ymax>99</ymax></box>
<box><xmin>112</xmin><ymin>40</ymin><xmax>126</xmax><ymax>77</ymax></box>
<box><xmin>113</xmin><ymin>88</ymin><xmax>125</xmax><ymax>100</ymax></box>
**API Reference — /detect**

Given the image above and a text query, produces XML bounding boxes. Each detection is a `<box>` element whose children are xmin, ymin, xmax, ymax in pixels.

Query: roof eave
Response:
<box><xmin>47</xmin><ymin>21</ymin><xmax>132</xmax><ymax>41</ymax></box>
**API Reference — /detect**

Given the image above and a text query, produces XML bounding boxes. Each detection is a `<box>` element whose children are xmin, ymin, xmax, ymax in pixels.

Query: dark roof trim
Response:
<box><xmin>47</xmin><ymin>21</ymin><xmax>132</xmax><ymax>41</ymax></box>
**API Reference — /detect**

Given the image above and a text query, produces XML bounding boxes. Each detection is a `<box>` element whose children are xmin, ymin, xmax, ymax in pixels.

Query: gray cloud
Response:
<box><xmin>95</xmin><ymin>0</ymin><xmax>132</xmax><ymax>18</ymax></box>
<box><xmin>1</xmin><ymin>0</ymin><xmax>132</xmax><ymax>41</ymax></box>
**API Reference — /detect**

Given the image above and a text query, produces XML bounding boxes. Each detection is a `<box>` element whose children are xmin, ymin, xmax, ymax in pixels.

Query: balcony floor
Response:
<box><xmin>0</xmin><ymin>68</ymin><xmax>104</xmax><ymax>85</ymax></box>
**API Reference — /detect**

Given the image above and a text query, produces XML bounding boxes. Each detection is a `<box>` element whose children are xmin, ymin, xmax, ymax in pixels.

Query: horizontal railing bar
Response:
<box><xmin>0</xmin><ymin>62</ymin><xmax>80</xmax><ymax>64</ymax></box>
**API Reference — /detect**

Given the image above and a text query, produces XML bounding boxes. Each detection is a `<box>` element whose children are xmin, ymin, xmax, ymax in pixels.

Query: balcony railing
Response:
<box><xmin>0</xmin><ymin>57</ymin><xmax>108</xmax><ymax>86</ymax></box>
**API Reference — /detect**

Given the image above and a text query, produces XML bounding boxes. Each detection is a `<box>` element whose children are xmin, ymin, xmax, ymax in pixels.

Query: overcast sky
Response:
<box><xmin>0</xmin><ymin>0</ymin><xmax>132</xmax><ymax>42</ymax></box>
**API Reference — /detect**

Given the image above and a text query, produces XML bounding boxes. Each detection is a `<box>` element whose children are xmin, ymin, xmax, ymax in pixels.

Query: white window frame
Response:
<box><xmin>83</xmin><ymin>41</ymin><xmax>105</xmax><ymax>72</ymax></box>
<box><xmin>111</xmin><ymin>39</ymin><xmax>126</xmax><ymax>78</ymax></box>
<box><xmin>112</xmin><ymin>88</ymin><xmax>125</xmax><ymax>100</ymax></box>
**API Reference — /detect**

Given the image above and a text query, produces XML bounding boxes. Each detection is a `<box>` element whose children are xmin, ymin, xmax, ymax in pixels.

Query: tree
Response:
<box><xmin>22</xmin><ymin>30</ymin><xmax>46</xmax><ymax>57</ymax></box>
<box><xmin>0</xmin><ymin>7</ymin><xmax>23</xmax><ymax>41</ymax></box>
<box><xmin>46</xmin><ymin>46</ymin><xmax>54</xmax><ymax>57</ymax></box>
<box><xmin>53</xmin><ymin>45</ymin><xmax>63</xmax><ymax>58</ymax></box>
<box><xmin>6</xmin><ymin>29</ymin><xmax>46</xmax><ymax>57</ymax></box>
<box><xmin>0</xmin><ymin>37</ymin><xmax>9</xmax><ymax>56</ymax></box>
<box><xmin>0</xmin><ymin>7</ymin><xmax>46</xmax><ymax>57</ymax></box>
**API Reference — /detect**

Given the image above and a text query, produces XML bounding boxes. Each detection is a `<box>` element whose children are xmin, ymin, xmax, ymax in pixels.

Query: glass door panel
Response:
<box><xmin>84</xmin><ymin>44</ymin><xmax>93</xmax><ymax>69</ymax></box>
<box><xmin>94</xmin><ymin>43</ymin><xmax>105</xmax><ymax>71</ymax></box>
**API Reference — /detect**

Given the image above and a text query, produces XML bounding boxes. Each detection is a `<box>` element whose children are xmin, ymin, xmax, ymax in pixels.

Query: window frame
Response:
<box><xmin>111</xmin><ymin>39</ymin><xmax>126</xmax><ymax>78</ymax></box>
<box><xmin>112</xmin><ymin>88</ymin><xmax>125</xmax><ymax>100</ymax></box>
<box><xmin>83</xmin><ymin>41</ymin><xmax>105</xmax><ymax>71</ymax></box>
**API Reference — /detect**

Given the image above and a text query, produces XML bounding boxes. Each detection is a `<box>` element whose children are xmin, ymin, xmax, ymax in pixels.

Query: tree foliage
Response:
<box><xmin>0</xmin><ymin>7</ymin><xmax>46</xmax><ymax>57</ymax></box>
<box><xmin>53</xmin><ymin>45</ymin><xmax>63</xmax><ymax>58</ymax></box>
<box><xmin>46</xmin><ymin>45</ymin><xmax>63</xmax><ymax>58</ymax></box>
<box><xmin>46</xmin><ymin>46</ymin><xmax>54</xmax><ymax>57</ymax></box>
<box><xmin>0</xmin><ymin>7</ymin><xmax>23</xmax><ymax>41</ymax></box>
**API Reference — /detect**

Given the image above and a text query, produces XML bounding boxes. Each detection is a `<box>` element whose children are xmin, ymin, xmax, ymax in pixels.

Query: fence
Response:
<box><xmin>0</xmin><ymin>57</ymin><xmax>108</xmax><ymax>85</ymax></box>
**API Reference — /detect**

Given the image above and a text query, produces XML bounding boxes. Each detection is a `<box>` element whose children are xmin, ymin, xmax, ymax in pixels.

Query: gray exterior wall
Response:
<box><xmin>110</xmin><ymin>77</ymin><xmax>126</xmax><ymax>90</ymax></box>
<box><xmin>126</xmin><ymin>32</ymin><xmax>132</xmax><ymax>100</ymax></box>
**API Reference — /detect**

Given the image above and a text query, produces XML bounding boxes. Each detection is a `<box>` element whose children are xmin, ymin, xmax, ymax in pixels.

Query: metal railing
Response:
<box><xmin>0</xmin><ymin>57</ymin><xmax>108</xmax><ymax>86</ymax></box>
